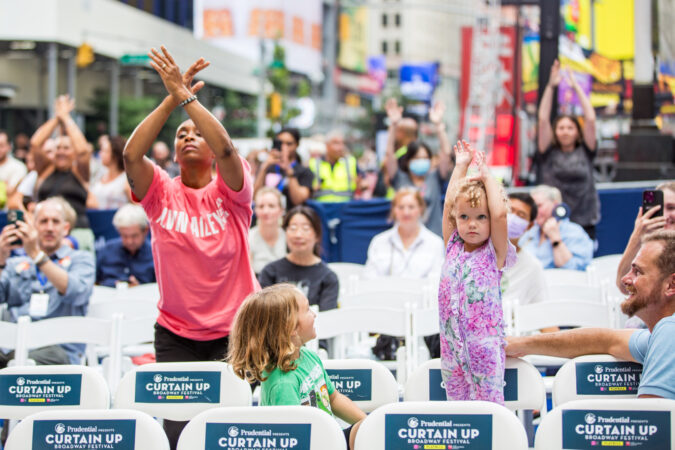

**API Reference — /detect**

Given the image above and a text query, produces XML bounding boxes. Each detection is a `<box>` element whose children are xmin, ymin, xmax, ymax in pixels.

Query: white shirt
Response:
<box><xmin>364</xmin><ymin>224</ymin><xmax>445</xmax><ymax>279</ymax></box>
<box><xmin>90</xmin><ymin>172</ymin><xmax>129</xmax><ymax>209</ymax></box>
<box><xmin>248</xmin><ymin>226</ymin><xmax>287</xmax><ymax>274</ymax></box>
<box><xmin>0</xmin><ymin>156</ymin><xmax>27</xmax><ymax>191</ymax></box>
<box><xmin>502</xmin><ymin>248</ymin><xmax>548</xmax><ymax>305</ymax></box>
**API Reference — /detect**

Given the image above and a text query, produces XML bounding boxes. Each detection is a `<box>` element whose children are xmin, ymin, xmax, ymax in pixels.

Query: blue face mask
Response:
<box><xmin>409</xmin><ymin>159</ymin><xmax>430</xmax><ymax>176</ymax></box>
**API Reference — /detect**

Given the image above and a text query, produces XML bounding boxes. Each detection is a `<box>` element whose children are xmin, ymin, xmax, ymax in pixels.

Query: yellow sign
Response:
<box><xmin>76</xmin><ymin>43</ymin><xmax>94</xmax><ymax>68</ymax></box>
<box><xmin>338</xmin><ymin>7</ymin><xmax>368</xmax><ymax>73</ymax></box>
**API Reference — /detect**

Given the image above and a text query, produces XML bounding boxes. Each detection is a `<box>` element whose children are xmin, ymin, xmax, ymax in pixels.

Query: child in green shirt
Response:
<box><xmin>229</xmin><ymin>284</ymin><xmax>366</xmax><ymax>449</ymax></box>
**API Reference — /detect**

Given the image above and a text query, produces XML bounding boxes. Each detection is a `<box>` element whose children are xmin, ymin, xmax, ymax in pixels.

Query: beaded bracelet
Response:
<box><xmin>179</xmin><ymin>95</ymin><xmax>198</xmax><ymax>107</ymax></box>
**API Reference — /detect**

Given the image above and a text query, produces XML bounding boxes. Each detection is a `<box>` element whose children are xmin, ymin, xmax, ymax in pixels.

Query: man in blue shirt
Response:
<box><xmin>0</xmin><ymin>197</ymin><xmax>95</xmax><ymax>366</ymax></box>
<box><xmin>519</xmin><ymin>185</ymin><xmax>593</xmax><ymax>270</ymax></box>
<box><xmin>506</xmin><ymin>230</ymin><xmax>675</xmax><ymax>399</ymax></box>
<box><xmin>96</xmin><ymin>204</ymin><xmax>155</xmax><ymax>287</ymax></box>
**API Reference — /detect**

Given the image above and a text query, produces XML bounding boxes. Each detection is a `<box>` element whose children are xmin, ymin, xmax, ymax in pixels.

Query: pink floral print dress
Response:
<box><xmin>438</xmin><ymin>230</ymin><xmax>517</xmax><ymax>404</ymax></box>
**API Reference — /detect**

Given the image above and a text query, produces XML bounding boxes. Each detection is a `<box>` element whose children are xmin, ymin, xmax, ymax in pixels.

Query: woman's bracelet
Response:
<box><xmin>179</xmin><ymin>95</ymin><xmax>198</xmax><ymax>107</ymax></box>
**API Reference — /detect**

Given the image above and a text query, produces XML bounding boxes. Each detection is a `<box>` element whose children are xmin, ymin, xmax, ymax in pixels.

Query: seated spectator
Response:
<box><xmin>616</xmin><ymin>181</ymin><xmax>675</xmax><ymax>294</ymax></box>
<box><xmin>151</xmin><ymin>140</ymin><xmax>179</xmax><ymax>178</ymax></box>
<box><xmin>249</xmin><ymin>187</ymin><xmax>286</xmax><ymax>277</ymax></box>
<box><xmin>384</xmin><ymin>99</ymin><xmax>453</xmax><ymax>236</ymax></box>
<box><xmin>309</xmin><ymin>131</ymin><xmax>358</xmax><ymax>202</ymax></box>
<box><xmin>0</xmin><ymin>197</ymin><xmax>95</xmax><ymax>366</ymax></box>
<box><xmin>519</xmin><ymin>184</ymin><xmax>593</xmax><ymax>270</ymax></box>
<box><xmin>502</xmin><ymin>193</ymin><xmax>548</xmax><ymax>305</ymax></box>
<box><xmin>254</xmin><ymin>128</ymin><xmax>314</xmax><ymax>209</ymax></box>
<box><xmin>9</xmin><ymin>139</ymin><xmax>55</xmax><ymax>212</ymax></box>
<box><xmin>0</xmin><ymin>129</ymin><xmax>28</xmax><ymax>209</ymax></box>
<box><xmin>364</xmin><ymin>187</ymin><xmax>444</xmax><ymax>279</ymax></box>
<box><xmin>258</xmin><ymin>206</ymin><xmax>338</xmax><ymax>313</ymax></box>
<box><xmin>12</xmin><ymin>132</ymin><xmax>30</xmax><ymax>163</ymax></box>
<box><xmin>90</xmin><ymin>136</ymin><xmax>131</xmax><ymax>209</ymax></box>
<box><xmin>507</xmin><ymin>230</ymin><xmax>675</xmax><ymax>399</ymax></box>
<box><xmin>96</xmin><ymin>204</ymin><xmax>154</xmax><ymax>288</ymax></box>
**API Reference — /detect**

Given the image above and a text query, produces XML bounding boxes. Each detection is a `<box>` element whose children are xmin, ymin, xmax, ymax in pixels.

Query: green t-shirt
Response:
<box><xmin>260</xmin><ymin>347</ymin><xmax>335</xmax><ymax>416</ymax></box>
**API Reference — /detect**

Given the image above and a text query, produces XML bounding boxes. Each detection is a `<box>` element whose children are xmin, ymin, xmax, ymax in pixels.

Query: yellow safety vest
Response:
<box><xmin>309</xmin><ymin>156</ymin><xmax>357</xmax><ymax>202</ymax></box>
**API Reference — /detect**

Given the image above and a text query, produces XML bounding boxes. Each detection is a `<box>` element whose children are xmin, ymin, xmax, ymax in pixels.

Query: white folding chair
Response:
<box><xmin>587</xmin><ymin>254</ymin><xmax>622</xmax><ymax>286</ymax></box>
<box><xmin>90</xmin><ymin>285</ymin><xmax>119</xmax><ymax>304</ymax></box>
<box><xmin>513</xmin><ymin>301</ymin><xmax>612</xmax><ymax>336</ymax></box>
<box><xmin>545</xmin><ymin>285</ymin><xmax>604</xmax><ymax>303</ymax></box>
<box><xmin>177</xmin><ymin>406</ymin><xmax>346</xmax><ymax>450</ymax></box>
<box><xmin>87</xmin><ymin>299</ymin><xmax>159</xmax><ymax>321</ymax></box>
<box><xmin>0</xmin><ymin>365</ymin><xmax>110</xmax><ymax>419</ymax></box>
<box><xmin>5</xmin><ymin>409</ymin><xmax>169</xmax><ymax>450</ymax></box>
<box><xmin>409</xmin><ymin>307</ymin><xmax>439</xmax><ymax>366</ymax></box>
<box><xmin>338</xmin><ymin>290</ymin><xmax>424</xmax><ymax>310</ymax></box>
<box><xmin>534</xmin><ymin>398</ymin><xmax>675</xmax><ymax>450</ymax></box>
<box><xmin>354</xmin><ymin>401</ymin><xmax>528</xmax><ymax>450</ymax></box>
<box><xmin>322</xmin><ymin>359</ymin><xmax>398</xmax><ymax>413</ymax></box>
<box><xmin>552</xmin><ymin>355</ymin><xmax>642</xmax><ymax>407</ymax></box>
<box><xmin>125</xmin><ymin>282</ymin><xmax>160</xmax><ymax>302</ymax></box>
<box><xmin>328</xmin><ymin>262</ymin><xmax>365</xmax><ymax>297</ymax></box>
<box><xmin>0</xmin><ymin>321</ymin><xmax>18</xmax><ymax>357</ymax></box>
<box><xmin>544</xmin><ymin>268</ymin><xmax>591</xmax><ymax>287</ymax></box>
<box><xmin>114</xmin><ymin>361</ymin><xmax>252</xmax><ymax>421</ymax></box>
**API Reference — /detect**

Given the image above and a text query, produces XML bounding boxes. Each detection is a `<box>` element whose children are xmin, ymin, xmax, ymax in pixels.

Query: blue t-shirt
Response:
<box><xmin>628</xmin><ymin>313</ymin><xmax>675</xmax><ymax>399</ymax></box>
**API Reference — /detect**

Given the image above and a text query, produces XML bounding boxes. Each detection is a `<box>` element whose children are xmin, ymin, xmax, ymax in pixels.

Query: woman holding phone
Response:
<box><xmin>253</xmin><ymin>128</ymin><xmax>314</xmax><ymax>209</ymax></box>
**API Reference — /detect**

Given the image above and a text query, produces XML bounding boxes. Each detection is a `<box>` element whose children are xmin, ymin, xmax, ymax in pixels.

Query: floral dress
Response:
<box><xmin>438</xmin><ymin>230</ymin><xmax>517</xmax><ymax>404</ymax></box>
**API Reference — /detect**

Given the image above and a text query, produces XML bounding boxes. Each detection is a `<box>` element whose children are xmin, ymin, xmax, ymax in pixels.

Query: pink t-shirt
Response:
<box><xmin>140</xmin><ymin>159</ymin><xmax>259</xmax><ymax>340</ymax></box>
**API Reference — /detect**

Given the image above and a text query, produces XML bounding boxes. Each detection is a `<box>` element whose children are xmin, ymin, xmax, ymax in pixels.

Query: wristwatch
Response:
<box><xmin>552</xmin><ymin>241</ymin><xmax>561</xmax><ymax>248</ymax></box>
<box><xmin>32</xmin><ymin>250</ymin><xmax>49</xmax><ymax>267</ymax></box>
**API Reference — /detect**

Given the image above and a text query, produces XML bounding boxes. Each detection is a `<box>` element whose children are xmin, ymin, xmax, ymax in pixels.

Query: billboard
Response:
<box><xmin>194</xmin><ymin>0</ymin><xmax>322</xmax><ymax>80</ymax></box>
<box><xmin>338</xmin><ymin>6</ymin><xmax>368</xmax><ymax>73</ymax></box>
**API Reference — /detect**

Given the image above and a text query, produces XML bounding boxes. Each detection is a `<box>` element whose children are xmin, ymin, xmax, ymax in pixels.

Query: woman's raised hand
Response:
<box><xmin>385</xmin><ymin>98</ymin><xmax>403</xmax><ymax>125</ymax></box>
<box><xmin>453</xmin><ymin>140</ymin><xmax>473</xmax><ymax>168</ymax></box>
<box><xmin>148</xmin><ymin>46</ymin><xmax>192</xmax><ymax>103</ymax></box>
<box><xmin>547</xmin><ymin>59</ymin><xmax>562</xmax><ymax>87</ymax></box>
<box><xmin>429</xmin><ymin>101</ymin><xmax>446</xmax><ymax>125</ymax></box>
<box><xmin>182</xmin><ymin>57</ymin><xmax>210</xmax><ymax>96</ymax></box>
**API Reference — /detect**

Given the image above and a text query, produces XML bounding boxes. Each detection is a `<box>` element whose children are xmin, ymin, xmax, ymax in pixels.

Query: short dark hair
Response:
<box><xmin>282</xmin><ymin>205</ymin><xmax>323</xmax><ymax>257</ymax></box>
<box><xmin>509</xmin><ymin>192</ymin><xmax>538</xmax><ymax>222</ymax></box>
<box><xmin>642</xmin><ymin>230</ymin><xmax>675</xmax><ymax>281</ymax></box>
<box><xmin>277</xmin><ymin>128</ymin><xmax>301</xmax><ymax>146</ymax></box>
<box><xmin>401</xmin><ymin>140</ymin><xmax>432</xmax><ymax>174</ymax></box>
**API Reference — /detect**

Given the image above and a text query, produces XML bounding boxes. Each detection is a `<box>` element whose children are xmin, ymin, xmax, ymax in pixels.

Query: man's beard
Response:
<box><xmin>621</xmin><ymin>285</ymin><xmax>658</xmax><ymax>317</ymax></box>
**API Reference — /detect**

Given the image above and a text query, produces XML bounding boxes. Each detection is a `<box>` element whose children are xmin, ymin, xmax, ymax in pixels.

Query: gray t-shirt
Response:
<box><xmin>392</xmin><ymin>169</ymin><xmax>446</xmax><ymax>237</ymax></box>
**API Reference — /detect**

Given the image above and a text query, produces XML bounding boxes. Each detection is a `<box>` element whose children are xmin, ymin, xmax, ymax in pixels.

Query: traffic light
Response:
<box><xmin>76</xmin><ymin>43</ymin><xmax>94</xmax><ymax>68</ymax></box>
<box><xmin>269</xmin><ymin>92</ymin><xmax>282</xmax><ymax>118</ymax></box>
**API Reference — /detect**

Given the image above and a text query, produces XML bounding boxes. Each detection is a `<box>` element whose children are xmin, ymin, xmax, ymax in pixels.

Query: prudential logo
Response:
<box><xmin>54</xmin><ymin>423</ymin><xmax>66</xmax><ymax>434</ymax></box>
<box><xmin>153</xmin><ymin>374</ymin><xmax>163</xmax><ymax>383</ymax></box>
<box><xmin>16</xmin><ymin>377</ymin><xmax>25</xmax><ymax>386</ymax></box>
<box><xmin>594</xmin><ymin>365</ymin><xmax>604</xmax><ymax>374</ymax></box>
<box><xmin>407</xmin><ymin>417</ymin><xmax>419</xmax><ymax>428</ymax></box>
<box><xmin>584</xmin><ymin>413</ymin><xmax>597</xmax><ymax>425</ymax></box>
<box><xmin>228</xmin><ymin>426</ymin><xmax>239</xmax><ymax>437</ymax></box>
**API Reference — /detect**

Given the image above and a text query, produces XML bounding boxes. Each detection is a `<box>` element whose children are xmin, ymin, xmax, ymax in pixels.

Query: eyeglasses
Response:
<box><xmin>287</xmin><ymin>224</ymin><xmax>314</xmax><ymax>233</ymax></box>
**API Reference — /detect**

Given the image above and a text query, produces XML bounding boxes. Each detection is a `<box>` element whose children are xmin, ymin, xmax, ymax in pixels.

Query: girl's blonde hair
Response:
<box><xmin>228</xmin><ymin>284</ymin><xmax>301</xmax><ymax>383</ymax></box>
<box><xmin>389</xmin><ymin>187</ymin><xmax>426</xmax><ymax>222</ymax></box>
<box><xmin>255</xmin><ymin>186</ymin><xmax>285</xmax><ymax>210</ymax></box>
<box><xmin>446</xmin><ymin>178</ymin><xmax>509</xmax><ymax>229</ymax></box>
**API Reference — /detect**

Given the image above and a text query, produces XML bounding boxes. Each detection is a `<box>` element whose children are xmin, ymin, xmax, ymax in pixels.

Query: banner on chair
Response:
<box><xmin>428</xmin><ymin>369</ymin><xmax>518</xmax><ymax>401</ymax></box>
<box><xmin>0</xmin><ymin>374</ymin><xmax>82</xmax><ymax>406</ymax></box>
<box><xmin>204</xmin><ymin>423</ymin><xmax>311</xmax><ymax>450</ymax></box>
<box><xmin>562</xmin><ymin>409</ymin><xmax>671</xmax><ymax>448</ymax></box>
<box><xmin>32</xmin><ymin>419</ymin><xmax>136</xmax><ymax>450</ymax></box>
<box><xmin>385</xmin><ymin>413</ymin><xmax>492</xmax><ymax>449</ymax></box>
<box><xmin>326</xmin><ymin>369</ymin><xmax>372</xmax><ymax>401</ymax></box>
<box><xmin>135</xmin><ymin>371</ymin><xmax>221</xmax><ymax>403</ymax></box>
<box><xmin>575</xmin><ymin>362</ymin><xmax>642</xmax><ymax>395</ymax></box>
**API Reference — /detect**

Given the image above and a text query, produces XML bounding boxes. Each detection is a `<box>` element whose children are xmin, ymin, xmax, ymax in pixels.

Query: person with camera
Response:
<box><xmin>0</xmin><ymin>197</ymin><xmax>95</xmax><ymax>367</ymax></box>
<box><xmin>518</xmin><ymin>184</ymin><xmax>593</xmax><ymax>270</ymax></box>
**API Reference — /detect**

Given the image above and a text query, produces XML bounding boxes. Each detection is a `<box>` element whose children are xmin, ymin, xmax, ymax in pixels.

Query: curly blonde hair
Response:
<box><xmin>446</xmin><ymin>178</ymin><xmax>509</xmax><ymax>229</ymax></box>
<box><xmin>227</xmin><ymin>284</ymin><xmax>301</xmax><ymax>383</ymax></box>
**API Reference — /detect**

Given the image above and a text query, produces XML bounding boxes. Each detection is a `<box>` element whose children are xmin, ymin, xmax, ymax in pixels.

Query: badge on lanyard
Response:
<box><xmin>29</xmin><ymin>293</ymin><xmax>49</xmax><ymax>318</ymax></box>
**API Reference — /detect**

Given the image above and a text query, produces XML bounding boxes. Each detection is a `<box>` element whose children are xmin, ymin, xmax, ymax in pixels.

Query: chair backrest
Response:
<box><xmin>552</xmin><ymin>354</ymin><xmax>642</xmax><ymax>407</ymax></box>
<box><xmin>0</xmin><ymin>365</ymin><xmax>110</xmax><ymax>419</ymax></box>
<box><xmin>176</xmin><ymin>406</ymin><xmax>347</xmax><ymax>450</ymax></box>
<box><xmin>5</xmin><ymin>408</ymin><xmax>169</xmax><ymax>450</ymax></box>
<box><xmin>0</xmin><ymin>321</ymin><xmax>17</xmax><ymax>350</ymax></box>
<box><xmin>322</xmin><ymin>359</ymin><xmax>398</xmax><ymax>413</ymax></box>
<box><xmin>125</xmin><ymin>283</ymin><xmax>160</xmax><ymax>302</ymax></box>
<box><xmin>90</xmin><ymin>285</ymin><xmax>119</xmax><ymax>304</ymax></box>
<box><xmin>534</xmin><ymin>398</ymin><xmax>675</xmax><ymax>450</ymax></box>
<box><xmin>354</xmin><ymin>401</ymin><xmax>528</xmax><ymax>450</ymax></box>
<box><xmin>114</xmin><ymin>362</ymin><xmax>252</xmax><ymax>421</ymax></box>
<box><xmin>87</xmin><ymin>299</ymin><xmax>159</xmax><ymax>321</ymax></box>
<box><xmin>587</xmin><ymin>254</ymin><xmax>622</xmax><ymax>285</ymax></box>
<box><xmin>544</xmin><ymin>268</ymin><xmax>590</xmax><ymax>287</ymax></box>
<box><xmin>513</xmin><ymin>301</ymin><xmax>611</xmax><ymax>335</ymax></box>
<box><xmin>545</xmin><ymin>285</ymin><xmax>604</xmax><ymax>303</ymax></box>
<box><xmin>316</xmin><ymin>307</ymin><xmax>410</xmax><ymax>339</ymax></box>
<box><xmin>339</xmin><ymin>291</ymin><xmax>424</xmax><ymax>310</ymax></box>
<box><xmin>16</xmin><ymin>316</ymin><xmax>113</xmax><ymax>353</ymax></box>
<box><xmin>403</xmin><ymin>358</ymin><xmax>545</xmax><ymax>412</ymax></box>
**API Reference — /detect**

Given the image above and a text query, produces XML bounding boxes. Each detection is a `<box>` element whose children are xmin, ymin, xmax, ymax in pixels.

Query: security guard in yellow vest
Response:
<box><xmin>309</xmin><ymin>133</ymin><xmax>358</xmax><ymax>202</ymax></box>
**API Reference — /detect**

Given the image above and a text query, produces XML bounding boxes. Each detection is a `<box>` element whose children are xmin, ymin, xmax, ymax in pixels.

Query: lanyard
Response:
<box><xmin>275</xmin><ymin>161</ymin><xmax>297</xmax><ymax>191</ymax></box>
<box><xmin>36</xmin><ymin>269</ymin><xmax>48</xmax><ymax>289</ymax></box>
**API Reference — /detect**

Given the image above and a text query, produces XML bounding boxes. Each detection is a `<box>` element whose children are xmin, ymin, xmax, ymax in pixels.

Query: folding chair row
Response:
<box><xmin>90</xmin><ymin>283</ymin><xmax>160</xmax><ymax>304</ymax></box>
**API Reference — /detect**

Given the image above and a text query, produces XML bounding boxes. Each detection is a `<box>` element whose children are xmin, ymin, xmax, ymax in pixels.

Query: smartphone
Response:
<box><xmin>271</xmin><ymin>138</ymin><xmax>283</xmax><ymax>152</ymax></box>
<box><xmin>643</xmin><ymin>190</ymin><xmax>664</xmax><ymax>217</ymax></box>
<box><xmin>7</xmin><ymin>209</ymin><xmax>24</xmax><ymax>246</ymax></box>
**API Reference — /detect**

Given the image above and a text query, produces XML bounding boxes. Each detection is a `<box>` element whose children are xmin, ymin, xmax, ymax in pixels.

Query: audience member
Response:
<box><xmin>90</xmin><ymin>135</ymin><xmax>131</xmax><ymax>209</ymax></box>
<box><xmin>254</xmin><ymin>128</ymin><xmax>314</xmax><ymax>209</ymax></box>
<box><xmin>519</xmin><ymin>184</ymin><xmax>593</xmax><ymax>270</ymax></box>
<box><xmin>124</xmin><ymin>46</ymin><xmax>258</xmax><ymax>449</ymax></box>
<box><xmin>355</xmin><ymin>148</ymin><xmax>378</xmax><ymax>200</ymax></box>
<box><xmin>384</xmin><ymin>99</ymin><xmax>453</xmax><ymax>236</ymax></box>
<box><xmin>0</xmin><ymin>129</ymin><xmax>28</xmax><ymax>208</ymax></box>
<box><xmin>30</xmin><ymin>95</ymin><xmax>95</xmax><ymax>253</ymax></box>
<box><xmin>9</xmin><ymin>139</ymin><xmax>53</xmax><ymax>212</ymax></box>
<box><xmin>536</xmin><ymin>59</ymin><xmax>600</xmax><ymax>239</ymax></box>
<box><xmin>507</xmin><ymin>230</ymin><xmax>675</xmax><ymax>399</ymax></box>
<box><xmin>616</xmin><ymin>181</ymin><xmax>675</xmax><ymax>294</ymax></box>
<box><xmin>259</xmin><ymin>206</ymin><xmax>338</xmax><ymax>313</ymax></box>
<box><xmin>309</xmin><ymin>131</ymin><xmax>358</xmax><ymax>202</ymax></box>
<box><xmin>249</xmin><ymin>187</ymin><xmax>286</xmax><ymax>277</ymax></box>
<box><xmin>0</xmin><ymin>198</ymin><xmax>95</xmax><ymax>366</ymax></box>
<box><xmin>12</xmin><ymin>132</ymin><xmax>29</xmax><ymax>163</ymax></box>
<box><xmin>96</xmin><ymin>204</ymin><xmax>154</xmax><ymax>287</ymax></box>
<box><xmin>502</xmin><ymin>193</ymin><xmax>548</xmax><ymax>305</ymax></box>
<box><xmin>151</xmin><ymin>140</ymin><xmax>180</xmax><ymax>178</ymax></box>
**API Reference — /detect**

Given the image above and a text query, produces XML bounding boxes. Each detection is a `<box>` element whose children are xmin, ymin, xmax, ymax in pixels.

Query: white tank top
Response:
<box><xmin>91</xmin><ymin>172</ymin><xmax>129</xmax><ymax>209</ymax></box>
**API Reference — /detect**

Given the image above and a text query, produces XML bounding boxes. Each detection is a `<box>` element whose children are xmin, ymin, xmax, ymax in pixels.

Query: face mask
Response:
<box><xmin>507</xmin><ymin>213</ymin><xmax>530</xmax><ymax>239</ymax></box>
<box><xmin>409</xmin><ymin>159</ymin><xmax>430</xmax><ymax>176</ymax></box>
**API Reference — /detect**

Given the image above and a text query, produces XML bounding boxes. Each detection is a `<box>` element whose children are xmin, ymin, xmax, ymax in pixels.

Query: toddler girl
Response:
<box><xmin>228</xmin><ymin>284</ymin><xmax>366</xmax><ymax>449</ymax></box>
<box><xmin>438</xmin><ymin>141</ymin><xmax>516</xmax><ymax>404</ymax></box>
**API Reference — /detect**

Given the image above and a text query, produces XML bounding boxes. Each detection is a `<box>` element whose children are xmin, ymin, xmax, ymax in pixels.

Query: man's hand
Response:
<box><xmin>13</xmin><ymin>220</ymin><xmax>39</xmax><ymax>259</ymax></box>
<box><xmin>504</xmin><ymin>336</ymin><xmax>528</xmax><ymax>357</ymax></box>
<box><xmin>0</xmin><ymin>224</ymin><xmax>22</xmax><ymax>265</ymax></box>
<box><xmin>542</xmin><ymin>217</ymin><xmax>562</xmax><ymax>243</ymax></box>
<box><xmin>128</xmin><ymin>275</ymin><xmax>140</xmax><ymax>288</ymax></box>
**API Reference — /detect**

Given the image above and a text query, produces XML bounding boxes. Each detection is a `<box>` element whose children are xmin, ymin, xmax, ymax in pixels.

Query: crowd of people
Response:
<box><xmin>0</xmin><ymin>49</ymin><xmax>673</xmax><ymax>449</ymax></box>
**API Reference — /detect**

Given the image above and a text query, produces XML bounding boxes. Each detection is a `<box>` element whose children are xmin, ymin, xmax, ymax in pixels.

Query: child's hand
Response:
<box><xmin>453</xmin><ymin>140</ymin><xmax>473</xmax><ymax>168</ymax></box>
<box><xmin>468</xmin><ymin>151</ymin><xmax>489</xmax><ymax>182</ymax></box>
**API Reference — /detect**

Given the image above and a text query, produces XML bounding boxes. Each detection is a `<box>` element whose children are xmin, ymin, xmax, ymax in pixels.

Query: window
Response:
<box><xmin>394</xmin><ymin>40</ymin><xmax>401</xmax><ymax>55</ymax></box>
<box><xmin>395</xmin><ymin>13</ymin><xmax>401</xmax><ymax>27</ymax></box>
<box><xmin>382</xmin><ymin>41</ymin><xmax>388</xmax><ymax>54</ymax></box>
<box><xmin>381</xmin><ymin>13</ymin><xmax>388</xmax><ymax>27</ymax></box>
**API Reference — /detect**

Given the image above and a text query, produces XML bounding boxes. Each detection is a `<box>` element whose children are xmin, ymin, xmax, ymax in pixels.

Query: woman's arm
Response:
<box><xmin>442</xmin><ymin>141</ymin><xmax>472</xmax><ymax>247</ymax></box>
<box><xmin>383</xmin><ymin>98</ymin><xmax>403</xmax><ymax>182</ymax></box>
<box><xmin>537</xmin><ymin>60</ymin><xmax>561</xmax><ymax>153</ymax></box>
<box><xmin>567</xmin><ymin>69</ymin><xmax>596</xmax><ymax>150</ymax></box>
<box><xmin>57</xmin><ymin>95</ymin><xmax>91</xmax><ymax>181</ymax></box>
<box><xmin>149</xmin><ymin>47</ymin><xmax>244</xmax><ymax>192</ymax></box>
<box><xmin>330</xmin><ymin>391</ymin><xmax>366</xmax><ymax>424</ymax></box>
<box><xmin>429</xmin><ymin>101</ymin><xmax>453</xmax><ymax>179</ymax></box>
<box><xmin>29</xmin><ymin>115</ymin><xmax>59</xmax><ymax>176</ymax></box>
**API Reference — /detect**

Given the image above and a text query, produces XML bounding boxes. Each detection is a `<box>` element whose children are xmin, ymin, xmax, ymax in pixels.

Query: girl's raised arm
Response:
<box><xmin>442</xmin><ymin>140</ymin><xmax>472</xmax><ymax>247</ymax></box>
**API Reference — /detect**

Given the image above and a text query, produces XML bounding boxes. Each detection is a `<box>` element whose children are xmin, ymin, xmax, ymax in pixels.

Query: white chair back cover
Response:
<box><xmin>322</xmin><ymin>359</ymin><xmax>398</xmax><ymax>413</ymax></box>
